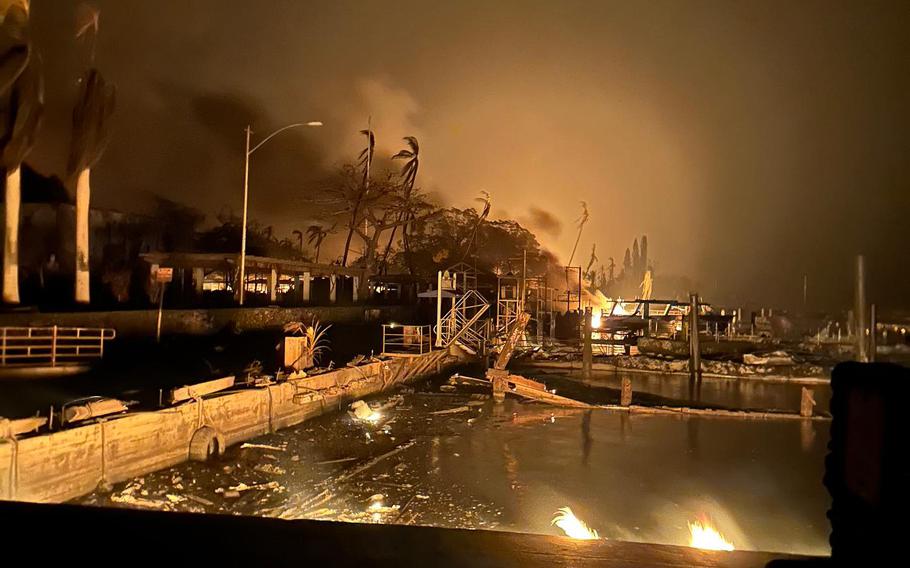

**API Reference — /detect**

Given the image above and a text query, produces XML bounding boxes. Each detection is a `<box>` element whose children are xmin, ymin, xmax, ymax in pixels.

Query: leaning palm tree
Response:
<box><xmin>1</xmin><ymin>0</ymin><xmax>42</xmax><ymax>305</ymax></box>
<box><xmin>462</xmin><ymin>190</ymin><xmax>491</xmax><ymax>260</ymax></box>
<box><xmin>381</xmin><ymin>135</ymin><xmax>419</xmax><ymax>272</ymax></box>
<box><xmin>66</xmin><ymin>68</ymin><xmax>115</xmax><ymax>304</ymax></box>
<box><xmin>341</xmin><ymin>122</ymin><xmax>374</xmax><ymax>267</ymax></box>
<box><xmin>306</xmin><ymin>224</ymin><xmax>328</xmax><ymax>263</ymax></box>
<box><xmin>566</xmin><ymin>201</ymin><xmax>589</xmax><ymax>267</ymax></box>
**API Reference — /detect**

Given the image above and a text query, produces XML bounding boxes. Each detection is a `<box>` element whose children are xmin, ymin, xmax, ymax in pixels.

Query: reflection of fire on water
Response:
<box><xmin>688</xmin><ymin>520</ymin><xmax>735</xmax><ymax>551</ymax></box>
<box><xmin>552</xmin><ymin>507</ymin><xmax>600</xmax><ymax>540</ymax></box>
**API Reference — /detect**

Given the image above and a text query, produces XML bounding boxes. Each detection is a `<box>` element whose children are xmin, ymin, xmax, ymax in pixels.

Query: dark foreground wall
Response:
<box><xmin>0</xmin><ymin>304</ymin><xmax>416</xmax><ymax>337</ymax></box>
<box><xmin>826</xmin><ymin>361</ymin><xmax>909</xmax><ymax>566</ymax></box>
<box><xmin>0</xmin><ymin>500</ymin><xmax>817</xmax><ymax>567</ymax></box>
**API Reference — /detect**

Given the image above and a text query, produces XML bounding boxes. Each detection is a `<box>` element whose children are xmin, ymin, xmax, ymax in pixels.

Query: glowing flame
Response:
<box><xmin>591</xmin><ymin>308</ymin><xmax>602</xmax><ymax>329</ymax></box>
<box><xmin>688</xmin><ymin>520</ymin><xmax>734</xmax><ymax>551</ymax></box>
<box><xmin>552</xmin><ymin>507</ymin><xmax>600</xmax><ymax>540</ymax></box>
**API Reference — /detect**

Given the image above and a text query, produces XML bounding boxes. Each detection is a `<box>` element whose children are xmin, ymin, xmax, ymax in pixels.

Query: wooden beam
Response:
<box><xmin>0</xmin><ymin>416</ymin><xmax>48</xmax><ymax>438</ymax></box>
<box><xmin>494</xmin><ymin>311</ymin><xmax>530</xmax><ymax>370</ymax></box>
<box><xmin>168</xmin><ymin>376</ymin><xmax>235</xmax><ymax>404</ymax></box>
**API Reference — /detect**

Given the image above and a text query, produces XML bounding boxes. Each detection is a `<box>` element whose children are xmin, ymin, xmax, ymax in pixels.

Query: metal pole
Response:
<box><xmin>239</xmin><ymin>125</ymin><xmax>251</xmax><ymax>306</ymax></box>
<box><xmin>582</xmin><ymin>307</ymin><xmax>593</xmax><ymax>379</ymax></box>
<box><xmin>870</xmin><ymin>303</ymin><xmax>877</xmax><ymax>363</ymax></box>
<box><xmin>854</xmin><ymin>254</ymin><xmax>867</xmax><ymax>362</ymax></box>
<box><xmin>577</xmin><ymin>267</ymin><xmax>582</xmax><ymax>311</ymax></box>
<box><xmin>688</xmin><ymin>293</ymin><xmax>701</xmax><ymax>386</ymax></box>
<box><xmin>156</xmin><ymin>284</ymin><xmax>165</xmax><ymax>343</ymax></box>
<box><xmin>435</xmin><ymin>271</ymin><xmax>443</xmax><ymax>347</ymax></box>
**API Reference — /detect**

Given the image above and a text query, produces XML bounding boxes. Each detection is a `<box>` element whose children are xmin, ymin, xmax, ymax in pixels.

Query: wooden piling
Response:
<box><xmin>854</xmin><ymin>255</ymin><xmax>868</xmax><ymax>362</ymax></box>
<box><xmin>870</xmin><ymin>303</ymin><xmax>877</xmax><ymax>363</ymax></box>
<box><xmin>800</xmin><ymin>387</ymin><xmax>815</xmax><ymax>418</ymax></box>
<box><xmin>688</xmin><ymin>293</ymin><xmax>701</xmax><ymax>385</ymax></box>
<box><xmin>582</xmin><ymin>307</ymin><xmax>593</xmax><ymax>379</ymax></box>
<box><xmin>620</xmin><ymin>377</ymin><xmax>632</xmax><ymax>407</ymax></box>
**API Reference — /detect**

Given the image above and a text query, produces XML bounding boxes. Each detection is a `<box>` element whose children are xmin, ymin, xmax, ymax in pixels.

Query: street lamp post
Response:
<box><xmin>239</xmin><ymin>121</ymin><xmax>322</xmax><ymax>305</ymax></box>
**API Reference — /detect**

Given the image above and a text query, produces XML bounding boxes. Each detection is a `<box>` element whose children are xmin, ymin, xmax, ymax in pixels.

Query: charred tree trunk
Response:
<box><xmin>75</xmin><ymin>168</ymin><xmax>91</xmax><ymax>304</ymax></box>
<box><xmin>3</xmin><ymin>166</ymin><xmax>21</xmax><ymax>304</ymax></box>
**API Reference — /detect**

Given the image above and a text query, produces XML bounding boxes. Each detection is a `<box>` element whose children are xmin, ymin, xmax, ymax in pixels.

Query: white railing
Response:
<box><xmin>381</xmin><ymin>324</ymin><xmax>433</xmax><ymax>356</ymax></box>
<box><xmin>436</xmin><ymin>289</ymin><xmax>490</xmax><ymax>353</ymax></box>
<box><xmin>0</xmin><ymin>326</ymin><xmax>116</xmax><ymax>368</ymax></box>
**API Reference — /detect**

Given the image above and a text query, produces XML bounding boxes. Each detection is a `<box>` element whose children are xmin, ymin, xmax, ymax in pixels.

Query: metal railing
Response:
<box><xmin>0</xmin><ymin>326</ymin><xmax>117</xmax><ymax>368</ymax></box>
<box><xmin>436</xmin><ymin>290</ymin><xmax>491</xmax><ymax>354</ymax></box>
<box><xmin>381</xmin><ymin>324</ymin><xmax>433</xmax><ymax>356</ymax></box>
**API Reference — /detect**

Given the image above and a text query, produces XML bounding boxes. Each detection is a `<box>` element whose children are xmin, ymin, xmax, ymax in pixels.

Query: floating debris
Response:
<box><xmin>240</xmin><ymin>442</ymin><xmax>286</xmax><ymax>452</ymax></box>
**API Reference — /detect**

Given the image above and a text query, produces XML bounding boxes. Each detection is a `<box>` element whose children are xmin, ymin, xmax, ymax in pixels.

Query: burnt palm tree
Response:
<box><xmin>382</xmin><ymin>135</ymin><xmax>419</xmax><ymax>272</ymax></box>
<box><xmin>306</xmin><ymin>224</ymin><xmax>329</xmax><ymax>263</ymax></box>
<box><xmin>462</xmin><ymin>190</ymin><xmax>491</xmax><ymax>260</ymax></box>
<box><xmin>341</xmin><ymin>122</ymin><xmax>373</xmax><ymax>266</ymax></box>
<box><xmin>1</xmin><ymin>0</ymin><xmax>42</xmax><ymax>304</ymax></box>
<box><xmin>567</xmin><ymin>201</ymin><xmax>589</xmax><ymax>268</ymax></box>
<box><xmin>66</xmin><ymin>8</ymin><xmax>114</xmax><ymax>304</ymax></box>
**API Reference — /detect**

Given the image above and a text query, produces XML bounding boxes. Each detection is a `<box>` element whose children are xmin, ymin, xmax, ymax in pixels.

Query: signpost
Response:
<box><xmin>155</xmin><ymin>267</ymin><xmax>173</xmax><ymax>343</ymax></box>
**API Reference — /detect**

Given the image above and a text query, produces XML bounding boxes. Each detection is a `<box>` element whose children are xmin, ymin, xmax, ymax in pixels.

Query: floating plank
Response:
<box><xmin>0</xmin><ymin>416</ymin><xmax>48</xmax><ymax>438</ymax></box>
<box><xmin>485</xmin><ymin>370</ymin><xmax>595</xmax><ymax>408</ymax></box>
<box><xmin>168</xmin><ymin>376</ymin><xmax>235</xmax><ymax>404</ymax></box>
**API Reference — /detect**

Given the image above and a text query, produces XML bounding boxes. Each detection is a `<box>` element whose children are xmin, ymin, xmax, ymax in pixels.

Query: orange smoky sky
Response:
<box><xmin>25</xmin><ymin>0</ymin><xmax>910</xmax><ymax>309</ymax></box>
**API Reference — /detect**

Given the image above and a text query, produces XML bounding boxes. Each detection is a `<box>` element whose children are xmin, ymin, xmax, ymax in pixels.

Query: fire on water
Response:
<box><xmin>688</xmin><ymin>520</ymin><xmax>735</xmax><ymax>551</ymax></box>
<box><xmin>552</xmin><ymin>507</ymin><xmax>600</xmax><ymax>540</ymax></box>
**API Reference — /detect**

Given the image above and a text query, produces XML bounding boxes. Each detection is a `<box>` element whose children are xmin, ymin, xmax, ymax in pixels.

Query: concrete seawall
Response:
<box><xmin>0</xmin><ymin>304</ymin><xmax>417</xmax><ymax>337</ymax></box>
<box><xmin>1</xmin><ymin>349</ymin><xmax>463</xmax><ymax>503</ymax></box>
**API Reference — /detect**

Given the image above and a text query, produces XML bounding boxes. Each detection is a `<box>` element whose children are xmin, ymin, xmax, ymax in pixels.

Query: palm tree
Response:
<box><xmin>306</xmin><ymin>224</ymin><xmax>328</xmax><ymax>263</ymax></box>
<box><xmin>67</xmin><ymin>68</ymin><xmax>115</xmax><ymax>304</ymax></box>
<box><xmin>382</xmin><ymin>135</ymin><xmax>419</xmax><ymax>272</ymax></box>
<box><xmin>567</xmin><ymin>201</ymin><xmax>589</xmax><ymax>268</ymax></box>
<box><xmin>341</xmin><ymin>122</ymin><xmax>374</xmax><ymax>267</ymax></box>
<box><xmin>462</xmin><ymin>190</ymin><xmax>491</xmax><ymax>260</ymax></box>
<box><xmin>1</xmin><ymin>1</ymin><xmax>42</xmax><ymax>305</ymax></box>
<box><xmin>291</xmin><ymin>229</ymin><xmax>303</xmax><ymax>253</ymax></box>
<box><xmin>585</xmin><ymin>243</ymin><xmax>598</xmax><ymax>280</ymax></box>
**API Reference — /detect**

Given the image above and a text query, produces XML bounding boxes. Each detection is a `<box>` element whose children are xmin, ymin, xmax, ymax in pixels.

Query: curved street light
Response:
<box><xmin>239</xmin><ymin>121</ymin><xmax>322</xmax><ymax>305</ymax></box>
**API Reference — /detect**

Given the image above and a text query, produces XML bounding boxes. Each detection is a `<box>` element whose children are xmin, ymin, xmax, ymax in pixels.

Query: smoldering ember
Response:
<box><xmin>1</xmin><ymin>2</ymin><xmax>907</xmax><ymax>566</ymax></box>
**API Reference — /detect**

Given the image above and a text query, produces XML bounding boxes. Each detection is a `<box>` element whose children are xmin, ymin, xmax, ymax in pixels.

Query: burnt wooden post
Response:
<box><xmin>489</xmin><ymin>368</ymin><xmax>508</xmax><ymax>403</ymax></box>
<box><xmin>800</xmin><ymin>387</ymin><xmax>815</xmax><ymax>417</ymax></box>
<box><xmin>688</xmin><ymin>293</ymin><xmax>701</xmax><ymax>386</ymax></box>
<box><xmin>869</xmin><ymin>303</ymin><xmax>877</xmax><ymax>363</ymax></box>
<box><xmin>582</xmin><ymin>307</ymin><xmax>593</xmax><ymax>379</ymax></box>
<box><xmin>641</xmin><ymin>300</ymin><xmax>650</xmax><ymax>337</ymax></box>
<box><xmin>621</xmin><ymin>377</ymin><xmax>632</xmax><ymax>406</ymax></box>
<box><xmin>854</xmin><ymin>254</ymin><xmax>868</xmax><ymax>362</ymax></box>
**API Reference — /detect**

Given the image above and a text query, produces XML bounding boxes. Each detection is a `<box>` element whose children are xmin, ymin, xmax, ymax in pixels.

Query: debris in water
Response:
<box><xmin>430</xmin><ymin>406</ymin><xmax>471</xmax><ymax>416</ymax></box>
<box><xmin>350</xmin><ymin>400</ymin><xmax>381</xmax><ymax>422</ymax></box>
<box><xmin>316</xmin><ymin>457</ymin><xmax>358</xmax><ymax>465</ymax></box>
<box><xmin>240</xmin><ymin>442</ymin><xmax>286</xmax><ymax>452</ymax></box>
<box><xmin>552</xmin><ymin>507</ymin><xmax>600</xmax><ymax>540</ymax></box>
<box><xmin>185</xmin><ymin>494</ymin><xmax>214</xmax><ymax>507</ymax></box>
<box><xmin>254</xmin><ymin>463</ymin><xmax>287</xmax><ymax>476</ymax></box>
